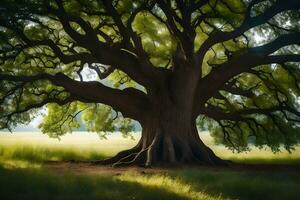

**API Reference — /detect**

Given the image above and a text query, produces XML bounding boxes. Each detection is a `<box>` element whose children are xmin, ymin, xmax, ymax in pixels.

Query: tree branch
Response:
<box><xmin>0</xmin><ymin>73</ymin><xmax>149</xmax><ymax>120</ymax></box>
<box><xmin>196</xmin><ymin>33</ymin><xmax>300</xmax><ymax>108</ymax></box>
<box><xmin>196</xmin><ymin>0</ymin><xmax>300</xmax><ymax>63</ymax></box>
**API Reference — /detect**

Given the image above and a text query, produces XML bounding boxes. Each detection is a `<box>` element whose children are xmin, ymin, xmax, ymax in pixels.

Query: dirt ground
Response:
<box><xmin>45</xmin><ymin>161</ymin><xmax>300</xmax><ymax>175</ymax></box>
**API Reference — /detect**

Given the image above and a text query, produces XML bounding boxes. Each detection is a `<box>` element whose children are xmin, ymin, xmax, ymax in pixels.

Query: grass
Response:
<box><xmin>0</xmin><ymin>143</ymin><xmax>108</xmax><ymax>164</ymax></box>
<box><xmin>0</xmin><ymin>131</ymin><xmax>135</xmax><ymax>167</ymax></box>
<box><xmin>0</xmin><ymin>166</ymin><xmax>299</xmax><ymax>200</ymax></box>
<box><xmin>0</xmin><ymin>167</ymin><xmax>217</xmax><ymax>200</ymax></box>
<box><xmin>0</xmin><ymin>167</ymin><xmax>225</xmax><ymax>200</ymax></box>
<box><xmin>0</xmin><ymin>131</ymin><xmax>300</xmax><ymax>200</ymax></box>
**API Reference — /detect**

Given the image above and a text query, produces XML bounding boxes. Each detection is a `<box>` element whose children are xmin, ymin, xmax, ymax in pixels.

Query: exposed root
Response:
<box><xmin>92</xmin><ymin>145</ymin><xmax>141</xmax><ymax>165</ymax></box>
<box><xmin>92</xmin><ymin>126</ymin><xmax>231</xmax><ymax>167</ymax></box>
<box><xmin>92</xmin><ymin>143</ymin><xmax>230</xmax><ymax>167</ymax></box>
<box><xmin>112</xmin><ymin>148</ymin><xmax>148</xmax><ymax>167</ymax></box>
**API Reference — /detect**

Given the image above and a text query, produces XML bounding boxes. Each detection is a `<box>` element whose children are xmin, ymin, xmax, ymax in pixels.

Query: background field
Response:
<box><xmin>1</xmin><ymin>131</ymin><xmax>299</xmax><ymax>167</ymax></box>
<box><xmin>0</xmin><ymin>131</ymin><xmax>300</xmax><ymax>200</ymax></box>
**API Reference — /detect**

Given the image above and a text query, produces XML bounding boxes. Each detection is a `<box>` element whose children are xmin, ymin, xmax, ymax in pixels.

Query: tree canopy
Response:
<box><xmin>1</xmin><ymin>0</ymin><xmax>300</xmax><ymax>159</ymax></box>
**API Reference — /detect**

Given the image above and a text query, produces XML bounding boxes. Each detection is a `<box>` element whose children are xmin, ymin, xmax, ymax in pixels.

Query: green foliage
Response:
<box><xmin>38</xmin><ymin>102</ymin><xmax>135</xmax><ymax>139</ymax></box>
<box><xmin>38</xmin><ymin>102</ymin><xmax>82</xmax><ymax>137</ymax></box>
<box><xmin>117</xmin><ymin>118</ymin><xmax>135</xmax><ymax>139</ymax></box>
<box><xmin>133</xmin><ymin>12</ymin><xmax>176</xmax><ymax>67</ymax></box>
<box><xmin>200</xmin><ymin>65</ymin><xmax>300</xmax><ymax>152</ymax></box>
<box><xmin>81</xmin><ymin>104</ymin><xmax>115</xmax><ymax>138</ymax></box>
<box><xmin>107</xmin><ymin>70</ymin><xmax>137</xmax><ymax>88</ymax></box>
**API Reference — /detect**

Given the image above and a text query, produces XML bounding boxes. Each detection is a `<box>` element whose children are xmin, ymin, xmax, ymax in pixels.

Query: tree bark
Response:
<box><xmin>94</xmin><ymin>65</ymin><xmax>229</xmax><ymax>167</ymax></box>
<box><xmin>95</xmin><ymin>106</ymin><xmax>227</xmax><ymax>167</ymax></box>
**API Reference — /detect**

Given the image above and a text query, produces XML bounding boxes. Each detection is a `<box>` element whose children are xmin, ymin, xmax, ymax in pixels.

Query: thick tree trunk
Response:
<box><xmin>95</xmin><ymin>109</ymin><xmax>227</xmax><ymax>167</ymax></box>
<box><xmin>95</xmin><ymin>66</ymin><xmax>229</xmax><ymax>167</ymax></box>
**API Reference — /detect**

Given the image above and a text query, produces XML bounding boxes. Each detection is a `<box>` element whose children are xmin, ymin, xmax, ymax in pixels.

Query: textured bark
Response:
<box><xmin>94</xmin><ymin>64</ymin><xmax>228</xmax><ymax>167</ymax></box>
<box><xmin>95</xmin><ymin>112</ymin><xmax>226</xmax><ymax>167</ymax></box>
<box><xmin>96</xmin><ymin>86</ymin><xmax>227</xmax><ymax>167</ymax></box>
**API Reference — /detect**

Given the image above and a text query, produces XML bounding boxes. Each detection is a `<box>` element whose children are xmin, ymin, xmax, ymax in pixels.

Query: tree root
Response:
<box><xmin>112</xmin><ymin>148</ymin><xmax>148</xmax><ymax>167</ymax></box>
<box><xmin>92</xmin><ymin>145</ymin><xmax>231</xmax><ymax>167</ymax></box>
<box><xmin>92</xmin><ymin>133</ymin><xmax>231</xmax><ymax>167</ymax></box>
<box><xmin>92</xmin><ymin>146</ymin><xmax>141</xmax><ymax>165</ymax></box>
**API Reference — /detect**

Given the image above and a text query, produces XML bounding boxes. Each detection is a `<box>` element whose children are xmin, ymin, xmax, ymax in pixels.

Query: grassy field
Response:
<box><xmin>0</xmin><ymin>131</ymin><xmax>300</xmax><ymax>200</ymax></box>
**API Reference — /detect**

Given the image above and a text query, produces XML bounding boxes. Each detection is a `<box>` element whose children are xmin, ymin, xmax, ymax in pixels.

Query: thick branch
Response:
<box><xmin>196</xmin><ymin>33</ymin><xmax>300</xmax><ymax>109</ymax></box>
<box><xmin>0</xmin><ymin>73</ymin><xmax>149</xmax><ymax>120</ymax></box>
<box><xmin>200</xmin><ymin>104</ymin><xmax>300</xmax><ymax>122</ymax></box>
<box><xmin>197</xmin><ymin>0</ymin><xmax>300</xmax><ymax>62</ymax></box>
<box><xmin>47</xmin><ymin>1</ymin><xmax>161</xmax><ymax>89</ymax></box>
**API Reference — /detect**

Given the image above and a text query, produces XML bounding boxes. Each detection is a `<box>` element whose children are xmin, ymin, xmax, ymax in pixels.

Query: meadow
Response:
<box><xmin>0</xmin><ymin>131</ymin><xmax>300</xmax><ymax>200</ymax></box>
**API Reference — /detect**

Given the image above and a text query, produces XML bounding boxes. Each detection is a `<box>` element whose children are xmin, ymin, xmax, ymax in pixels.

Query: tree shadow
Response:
<box><xmin>0</xmin><ymin>167</ymin><xmax>192</xmax><ymax>200</ymax></box>
<box><xmin>171</xmin><ymin>167</ymin><xmax>300</xmax><ymax>200</ymax></box>
<box><xmin>1</xmin><ymin>165</ymin><xmax>299</xmax><ymax>200</ymax></box>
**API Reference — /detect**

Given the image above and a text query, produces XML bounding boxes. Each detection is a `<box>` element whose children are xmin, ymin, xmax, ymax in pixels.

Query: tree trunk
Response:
<box><xmin>95</xmin><ymin>108</ymin><xmax>227</xmax><ymax>167</ymax></box>
<box><xmin>95</xmin><ymin>67</ymin><xmax>229</xmax><ymax>167</ymax></box>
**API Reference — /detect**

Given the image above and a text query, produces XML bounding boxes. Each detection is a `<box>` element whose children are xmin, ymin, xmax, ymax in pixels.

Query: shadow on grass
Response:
<box><xmin>0</xmin><ymin>166</ymin><xmax>194</xmax><ymax>200</ymax></box>
<box><xmin>1</xmin><ymin>164</ymin><xmax>300</xmax><ymax>200</ymax></box>
<box><xmin>171</xmin><ymin>168</ymin><xmax>300</xmax><ymax>200</ymax></box>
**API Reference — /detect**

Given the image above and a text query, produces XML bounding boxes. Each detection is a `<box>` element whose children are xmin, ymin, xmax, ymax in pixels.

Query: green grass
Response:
<box><xmin>2</xmin><ymin>143</ymin><xmax>299</xmax><ymax>167</ymax></box>
<box><xmin>0</xmin><ymin>166</ymin><xmax>299</xmax><ymax>200</ymax></box>
<box><xmin>0</xmin><ymin>131</ymin><xmax>135</xmax><ymax>167</ymax></box>
<box><xmin>1</xmin><ymin>131</ymin><xmax>299</xmax><ymax>165</ymax></box>
<box><xmin>0</xmin><ymin>143</ymin><xmax>106</xmax><ymax>163</ymax></box>
<box><xmin>0</xmin><ymin>167</ymin><xmax>223</xmax><ymax>200</ymax></box>
<box><xmin>171</xmin><ymin>169</ymin><xmax>300</xmax><ymax>200</ymax></box>
<box><xmin>0</xmin><ymin>132</ymin><xmax>300</xmax><ymax>200</ymax></box>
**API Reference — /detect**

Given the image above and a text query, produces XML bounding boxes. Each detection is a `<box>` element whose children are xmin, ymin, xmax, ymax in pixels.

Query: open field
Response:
<box><xmin>0</xmin><ymin>131</ymin><xmax>300</xmax><ymax>200</ymax></box>
<box><xmin>1</xmin><ymin>131</ymin><xmax>299</xmax><ymax>166</ymax></box>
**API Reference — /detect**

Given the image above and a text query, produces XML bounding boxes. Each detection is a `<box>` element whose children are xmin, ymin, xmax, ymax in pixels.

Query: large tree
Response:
<box><xmin>0</xmin><ymin>0</ymin><xmax>300</xmax><ymax>166</ymax></box>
